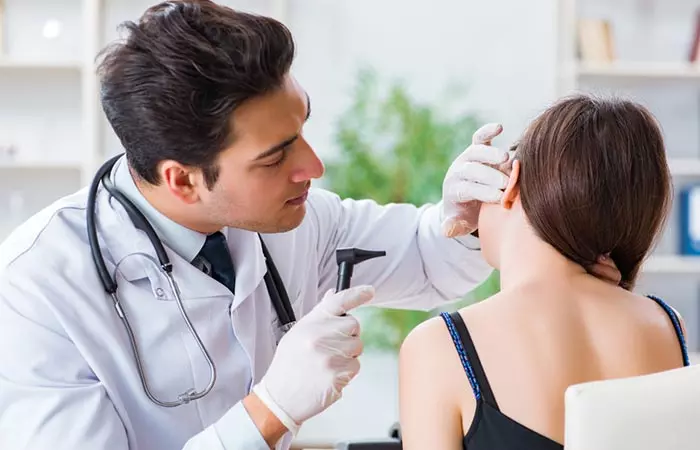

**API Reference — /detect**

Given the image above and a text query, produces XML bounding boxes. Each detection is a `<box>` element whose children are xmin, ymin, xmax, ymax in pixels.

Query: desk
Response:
<box><xmin>291</xmin><ymin>442</ymin><xmax>333</xmax><ymax>449</ymax></box>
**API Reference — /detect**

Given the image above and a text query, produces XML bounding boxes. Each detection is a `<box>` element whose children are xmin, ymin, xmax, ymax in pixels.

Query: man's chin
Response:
<box><xmin>277</xmin><ymin>204</ymin><xmax>307</xmax><ymax>232</ymax></box>
<box><xmin>254</xmin><ymin>204</ymin><xmax>307</xmax><ymax>234</ymax></box>
<box><xmin>230</xmin><ymin>204</ymin><xmax>307</xmax><ymax>234</ymax></box>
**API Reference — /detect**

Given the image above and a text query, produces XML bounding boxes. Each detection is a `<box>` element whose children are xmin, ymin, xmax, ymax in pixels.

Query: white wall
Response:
<box><xmin>100</xmin><ymin>0</ymin><xmax>561</xmax><ymax>161</ymax></box>
<box><xmin>285</xmin><ymin>0</ymin><xmax>560</xmax><ymax>163</ymax></box>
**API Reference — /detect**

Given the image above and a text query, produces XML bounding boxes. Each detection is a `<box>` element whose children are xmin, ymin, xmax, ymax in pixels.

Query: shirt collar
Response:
<box><xmin>111</xmin><ymin>155</ymin><xmax>207</xmax><ymax>262</ymax></box>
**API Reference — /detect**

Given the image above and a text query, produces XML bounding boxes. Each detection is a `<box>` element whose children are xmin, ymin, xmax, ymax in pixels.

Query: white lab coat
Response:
<box><xmin>0</xmin><ymin>182</ymin><xmax>492</xmax><ymax>450</ymax></box>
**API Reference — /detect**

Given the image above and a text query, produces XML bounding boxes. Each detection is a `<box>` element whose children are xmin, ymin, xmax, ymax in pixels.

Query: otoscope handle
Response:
<box><xmin>336</xmin><ymin>263</ymin><xmax>352</xmax><ymax>292</ymax></box>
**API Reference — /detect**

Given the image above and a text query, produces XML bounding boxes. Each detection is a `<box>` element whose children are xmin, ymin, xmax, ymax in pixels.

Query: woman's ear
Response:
<box><xmin>500</xmin><ymin>159</ymin><xmax>520</xmax><ymax>210</ymax></box>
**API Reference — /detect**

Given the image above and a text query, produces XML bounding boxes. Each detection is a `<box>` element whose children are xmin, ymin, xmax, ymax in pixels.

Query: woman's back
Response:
<box><xmin>399</xmin><ymin>277</ymin><xmax>689</xmax><ymax>450</ymax></box>
<box><xmin>455</xmin><ymin>277</ymin><xmax>688</xmax><ymax>444</ymax></box>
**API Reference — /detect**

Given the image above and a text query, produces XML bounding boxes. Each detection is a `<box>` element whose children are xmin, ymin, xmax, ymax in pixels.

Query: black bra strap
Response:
<box><xmin>647</xmin><ymin>295</ymin><xmax>690</xmax><ymax>367</ymax></box>
<box><xmin>449</xmin><ymin>312</ymin><xmax>500</xmax><ymax>409</ymax></box>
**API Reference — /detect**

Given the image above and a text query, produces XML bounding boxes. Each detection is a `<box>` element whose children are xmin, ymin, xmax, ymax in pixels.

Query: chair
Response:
<box><xmin>564</xmin><ymin>364</ymin><xmax>700</xmax><ymax>450</ymax></box>
<box><xmin>291</xmin><ymin>423</ymin><xmax>402</xmax><ymax>449</ymax></box>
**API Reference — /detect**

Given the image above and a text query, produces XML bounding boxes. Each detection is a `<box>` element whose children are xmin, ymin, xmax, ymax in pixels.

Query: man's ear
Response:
<box><xmin>500</xmin><ymin>159</ymin><xmax>520</xmax><ymax>210</ymax></box>
<box><xmin>160</xmin><ymin>160</ymin><xmax>201</xmax><ymax>204</ymax></box>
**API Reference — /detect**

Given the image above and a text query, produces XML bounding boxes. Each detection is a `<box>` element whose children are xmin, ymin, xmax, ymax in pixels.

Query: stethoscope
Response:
<box><xmin>86</xmin><ymin>154</ymin><xmax>297</xmax><ymax>407</ymax></box>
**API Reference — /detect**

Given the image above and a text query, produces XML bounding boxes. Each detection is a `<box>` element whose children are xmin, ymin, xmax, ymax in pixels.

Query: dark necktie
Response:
<box><xmin>196</xmin><ymin>231</ymin><xmax>236</xmax><ymax>294</ymax></box>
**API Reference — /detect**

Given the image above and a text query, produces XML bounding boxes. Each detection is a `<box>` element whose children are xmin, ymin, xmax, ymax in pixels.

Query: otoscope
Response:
<box><xmin>335</xmin><ymin>248</ymin><xmax>386</xmax><ymax>293</ymax></box>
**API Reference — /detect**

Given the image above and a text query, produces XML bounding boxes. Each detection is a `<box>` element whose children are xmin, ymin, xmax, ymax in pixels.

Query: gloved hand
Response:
<box><xmin>252</xmin><ymin>285</ymin><xmax>375</xmax><ymax>435</ymax></box>
<box><xmin>441</xmin><ymin>123</ymin><xmax>512</xmax><ymax>237</ymax></box>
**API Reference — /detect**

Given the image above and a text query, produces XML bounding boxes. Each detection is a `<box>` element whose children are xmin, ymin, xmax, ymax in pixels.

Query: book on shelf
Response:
<box><xmin>680</xmin><ymin>185</ymin><xmax>700</xmax><ymax>255</ymax></box>
<box><xmin>577</xmin><ymin>18</ymin><xmax>615</xmax><ymax>63</ymax></box>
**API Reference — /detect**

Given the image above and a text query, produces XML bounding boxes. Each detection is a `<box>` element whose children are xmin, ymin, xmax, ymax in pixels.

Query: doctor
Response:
<box><xmin>0</xmin><ymin>2</ymin><xmax>617</xmax><ymax>450</ymax></box>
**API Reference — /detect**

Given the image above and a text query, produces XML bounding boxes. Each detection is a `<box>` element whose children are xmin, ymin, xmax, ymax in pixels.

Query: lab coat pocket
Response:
<box><xmin>269</xmin><ymin>283</ymin><xmax>306</xmax><ymax>345</ymax></box>
<box><xmin>113</xmin><ymin>280</ymin><xmax>204</xmax><ymax>403</ymax></box>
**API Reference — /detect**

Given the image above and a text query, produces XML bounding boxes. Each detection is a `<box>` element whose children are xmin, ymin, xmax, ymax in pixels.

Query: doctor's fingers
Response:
<box><xmin>320</xmin><ymin>285</ymin><xmax>375</xmax><ymax>316</ymax></box>
<box><xmin>328</xmin><ymin>313</ymin><xmax>362</xmax><ymax>337</ymax></box>
<box><xmin>459</xmin><ymin>143</ymin><xmax>510</xmax><ymax>166</ymax></box>
<box><xmin>472</xmin><ymin>123</ymin><xmax>503</xmax><ymax>145</ymax></box>
<box><xmin>333</xmin><ymin>357</ymin><xmax>362</xmax><ymax>390</ymax></box>
<box><xmin>446</xmin><ymin>179</ymin><xmax>504</xmax><ymax>205</ymax></box>
<box><xmin>449</xmin><ymin>159</ymin><xmax>510</xmax><ymax>189</ymax></box>
<box><xmin>319</xmin><ymin>334</ymin><xmax>364</xmax><ymax>359</ymax></box>
<box><xmin>500</xmin><ymin>150</ymin><xmax>517</xmax><ymax>176</ymax></box>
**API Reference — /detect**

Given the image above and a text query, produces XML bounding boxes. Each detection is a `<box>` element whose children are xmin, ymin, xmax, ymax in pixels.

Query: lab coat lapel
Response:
<box><xmin>97</xmin><ymin>188</ymin><xmax>232</xmax><ymax>301</ymax></box>
<box><xmin>224</xmin><ymin>226</ymin><xmax>267</xmax><ymax>311</ymax></box>
<box><xmin>224</xmin><ymin>229</ymin><xmax>275</xmax><ymax>385</ymax></box>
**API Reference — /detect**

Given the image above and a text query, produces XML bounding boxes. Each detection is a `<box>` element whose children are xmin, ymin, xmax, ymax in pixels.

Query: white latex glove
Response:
<box><xmin>441</xmin><ymin>123</ymin><xmax>512</xmax><ymax>237</ymax></box>
<box><xmin>252</xmin><ymin>285</ymin><xmax>374</xmax><ymax>435</ymax></box>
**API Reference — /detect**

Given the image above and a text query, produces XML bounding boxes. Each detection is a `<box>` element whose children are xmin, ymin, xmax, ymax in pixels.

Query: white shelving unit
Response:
<box><xmin>557</xmin><ymin>0</ymin><xmax>700</xmax><ymax>348</ymax></box>
<box><xmin>669</xmin><ymin>158</ymin><xmax>700</xmax><ymax>176</ymax></box>
<box><xmin>0</xmin><ymin>58</ymin><xmax>82</xmax><ymax>69</ymax></box>
<box><xmin>0</xmin><ymin>0</ymin><xmax>283</xmax><ymax>243</ymax></box>
<box><xmin>576</xmin><ymin>61</ymin><xmax>700</xmax><ymax>79</ymax></box>
<box><xmin>643</xmin><ymin>255</ymin><xmax>700</xmax><ymax>274</ymax></box>
<box><xmin>0</xmin><ymin>0</ymin><xmax>101</xmax><ymax>240</ymax></box>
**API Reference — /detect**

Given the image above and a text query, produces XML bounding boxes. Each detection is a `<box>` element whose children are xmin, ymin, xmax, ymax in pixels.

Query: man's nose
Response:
<box><xmin>290</xmin><ymin>137</ymin><xmax>325</xmax><ymax>182</ymax></box>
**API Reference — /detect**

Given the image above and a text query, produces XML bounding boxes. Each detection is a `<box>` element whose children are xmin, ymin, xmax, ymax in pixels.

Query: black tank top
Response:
<box><xmin>440</xmin><ymin>294</ymin><xmax>690</xmax><ymax>450</ymax></box>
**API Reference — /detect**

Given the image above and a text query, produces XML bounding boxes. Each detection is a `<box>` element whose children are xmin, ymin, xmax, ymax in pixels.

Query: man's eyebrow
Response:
<box><xmin>253</xmin><ymin>93</ymin><xmax>311</xmax><ymax>161</ymax></box>
<box><xmin>254</xmin><ymin>135</ymin><xmax>299</xmax><ymax>161</ymax></box>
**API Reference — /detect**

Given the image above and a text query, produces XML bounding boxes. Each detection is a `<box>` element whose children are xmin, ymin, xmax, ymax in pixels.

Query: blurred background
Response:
<box><xmin>2</xmin><ymin>0</ymin><xmax>700</xmax><ymax>445</ymax></box>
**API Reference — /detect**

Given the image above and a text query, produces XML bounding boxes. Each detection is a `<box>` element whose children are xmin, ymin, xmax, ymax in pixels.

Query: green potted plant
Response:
<box><xmin>324</xmin><ymin>68</ymin><xmax>500</xmax><ymax>352</ymax></box>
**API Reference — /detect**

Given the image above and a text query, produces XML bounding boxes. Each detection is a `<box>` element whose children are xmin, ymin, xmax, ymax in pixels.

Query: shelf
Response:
<box><xmin>0</xmin><ymin>160</ymin><xmax>82</xmax><ymax>170</ymax></box>
<box><xmin>575</xmin><ymin>61</ymin><xmax>700</xmax><ymax>80</ymax></box>
<box><xmin>669</xmin><ymin>159</ymin><xmax>700</xmax><ymax>177</ymax></box>
<box><xmin>643</xmin><ymin>255</ymin><xmax>700</xmax><ymax>274</ymax></box>
<box><xmin>0</xmin><ymin>58</ymin><xmax>82</xmax><ymax>71</ymax></box>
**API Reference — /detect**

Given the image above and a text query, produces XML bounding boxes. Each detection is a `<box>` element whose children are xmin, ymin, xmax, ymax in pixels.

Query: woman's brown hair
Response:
<box><xmin>516</xmin><ymin>94</ymin><xmax>672</xmax><ymax>290</ymax></box>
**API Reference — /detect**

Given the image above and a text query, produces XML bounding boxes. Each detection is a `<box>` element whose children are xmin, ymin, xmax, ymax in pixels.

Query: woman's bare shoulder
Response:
<box><xmin>625</xmin><ymin>291</ymin><xmax>688</xmax><ymax>345</ymax></box>
<box><xmin>399</xmin><ymin>313</ymin><xmax>474</xmax><ymax>448</ymax></box>
<box><xmin>400</xmin><ymin>314</ymin><xmax>455</xmax><ymax>363</ymax></box>
<box><xmin>399</xmin><ymin>313</ymin><xmax>473</xmax><ymax>388</ymax></box>
<box><xmin>399</xmin><ymin>302</ymin><xmax>496</xmax><ymax>356</ymax></box>
<box><xmin>399</xmin><ymin>312</ymin><xmax>477</xmax><ymax>416</ymax></box>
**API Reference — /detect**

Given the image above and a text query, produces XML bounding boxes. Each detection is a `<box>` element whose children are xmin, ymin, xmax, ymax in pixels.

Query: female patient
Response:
<box><xmin>398</xmin><ymin>94</ymin><xmax>690</xmax><ymax>449</ymax></box>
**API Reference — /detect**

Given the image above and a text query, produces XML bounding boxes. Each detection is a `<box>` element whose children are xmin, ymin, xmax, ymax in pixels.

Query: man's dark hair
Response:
<box><xmin>97</xmin><ymin>0</ymin><xmax>295</xmax><ymax>188</ymax></box>
<box><xmin>516</xmin><ymin>94</ymin><xmax>671</xmax><ymax>290</ymax></box>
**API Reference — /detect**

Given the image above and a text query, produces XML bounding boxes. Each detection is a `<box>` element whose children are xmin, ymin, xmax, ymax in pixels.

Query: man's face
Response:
<box><xmin>198</xmin><ymin>75</ymin><xmax>324</xmax><ymax>233</ymax></box>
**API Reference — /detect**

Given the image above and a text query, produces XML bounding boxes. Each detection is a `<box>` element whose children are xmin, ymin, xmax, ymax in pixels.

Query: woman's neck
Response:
<box><xmin>497</xmin><ymin>219</ymin><xmax>588</xmax><ymax>291</ymax></box>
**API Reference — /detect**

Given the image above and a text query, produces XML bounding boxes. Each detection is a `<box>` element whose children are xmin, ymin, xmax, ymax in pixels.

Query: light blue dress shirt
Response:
<box><xmin>112</xmin><ymin>156</ymin><xmax>207</xmax><ymax>263</ymax></box>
